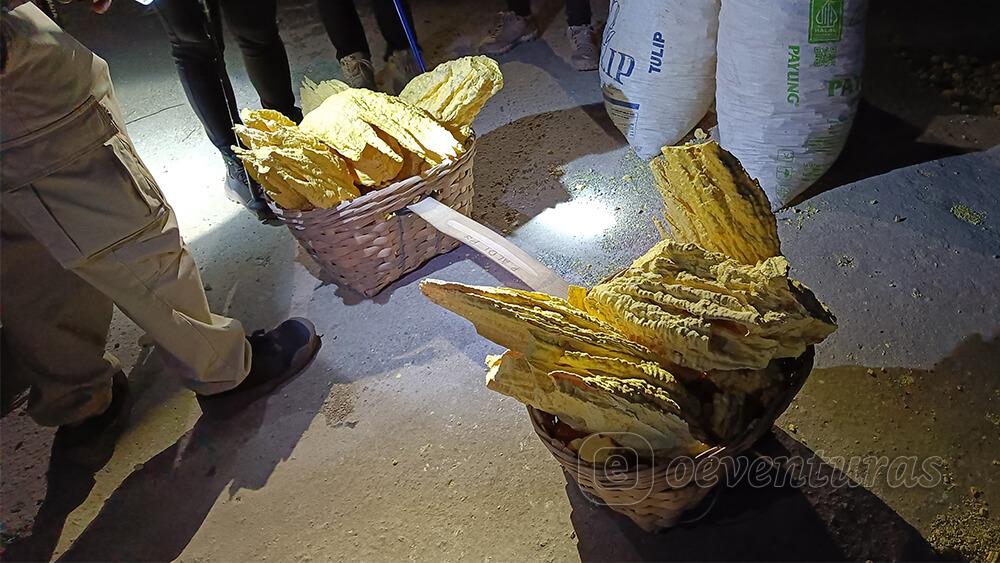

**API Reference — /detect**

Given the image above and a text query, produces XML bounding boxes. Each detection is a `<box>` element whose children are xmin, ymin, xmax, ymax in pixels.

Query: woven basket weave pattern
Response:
<box><xmin>530</xmin><ymin>347</ymin><xmax>815</xmax><ymax>532</ymax></box>
<box><xmin>272</xmin><ymin>141</ymin><xmax>477</xmax><ymax>297</ymax></box>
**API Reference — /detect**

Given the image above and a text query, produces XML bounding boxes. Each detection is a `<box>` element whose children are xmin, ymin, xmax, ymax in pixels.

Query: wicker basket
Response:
<box><xmin>529</xmin><ymin>346</ymin><xmax>815</xmax><ymax>532</ymax></box>
<box><xmin>270</xmin><ymin>139</ymin><xmax>477</xmax><ymax>297</ymax></box>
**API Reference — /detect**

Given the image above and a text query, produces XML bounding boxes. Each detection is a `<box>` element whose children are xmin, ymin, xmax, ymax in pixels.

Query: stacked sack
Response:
<box><xmin>234</xmin><ymin>56</ymin><xmax>503</xmax><ymax>210</ymax></box>
<box><xmin>715</xmin><ymin>0</ymin><xmax>867</xmax><ymax>209</ymax></box>
<box><xmin>598</xmin><ymin>0</ymin><xmax>720</xmax><ymax>161</ymax></box>
<box><xmin>600</xmin><ymin>0</ymin><xmax>867</xmax><ymax>209</ymax></box>
<box><xmin>421</xmin><ymin>141</ymin><xmax>837</xmax><ymax>460</ymax></box>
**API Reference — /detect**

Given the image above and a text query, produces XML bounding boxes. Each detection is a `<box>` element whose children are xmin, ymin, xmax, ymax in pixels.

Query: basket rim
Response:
<box><xmin>268</xmin><ymin>134</ymin><xmax>477</xmax><ymax>219</ymax></box>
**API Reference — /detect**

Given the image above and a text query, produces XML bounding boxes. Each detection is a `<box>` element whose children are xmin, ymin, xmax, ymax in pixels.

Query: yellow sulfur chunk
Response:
<box><xmin>487</xmin><ymin>352</ymin><xmax>703</xmax><ymax>456</ymax></box>
<box><xmin>299</xmin><ymin>91</ymin><xmax>403</xmax><ymax>186</ymax></box>
<box><xmin>300</xmin><ymin>76</ymin><xmax>350</xmax><ymax>116</ymax></box>
<box><xmin>369</xmin><ymin>128</ymin><xmax>429</xmax><ymax>182</ymax></box>
<box><xmin>420</xmin><ymin>280</ymin><xmax>659</xmax><ymax>366</ymax></box>
<box><xmin>394</xmin><ymin>148</ymin><xmax>431</xmax><ymax>181</ymax></box>
<box><xmin>342</xmin><ymin>89</ymin><xmax>461</xmax><ymax>166</ymax></box>
<box><xmin>420</xmin><ymin>137</ymin><xmax>839</xmax><ymax>452</ymax></box>
<box><xmin>235</xmin><ymin>144</ymin><xmax>359</xmax><ymax>209</ymax></box>
<box><xmin>236</xmin><ymin>119</ymin><xmax>339</xmax><ymax>154</ymax></box>
<box><xmin>554</xmin><ymin>351</ymin><xmax>698</xmax><ymax>417</ymax></box>
<box><xmin>270</xmin><ymin>148</ymin><xmax>358</xmax><ymax>207</ymax></box>
<box><xmin>234</xmin><ymin>148</ymin><xmax>310</xmax><ymax>210</ymax></box>
<box><xmin>422</xmin><ymin>280</ymin><xmax>719</xmax><ymax>446</ymax></box>
<box><xmin>579</xmin><ymin>239</ymin><xmax>837</xmax><ymax>371</ymax></box>
<box><xmin>233</xmin><ymin>114</ymin><xmax>360</xmax><ymax>209</ymax></box>
<box><xmin>421</xmin><ymin>278</ymin><xmax>795</xmax><ymax>443</ymax></box>
<box><xmin>400</xmin><ymin>56</ymin><xmax>503</xmax><ymax>137</ymax></box>
<box><xmin>571</xmin><ymin>434</ymin><xmax>619</xmax><ymax>464</ymax></box>
<box><xmin>234</xmin><ymin>125</ymin><xmax>274</xmax><ymax>151</ymax></box>
<box><xmin>234</xmin><ymin>114</ymin><xmax>361</xmax><ymax>208</ymax></box>
<box><xmin>240</xmin><ymin>108</ymin><xmax>296</xmax><ymax>132</ymax></box>
<box><xmin>652</xmin><ymin>141</ymin><xmax>781</xmax><ymax>265</ymax></box>
<box><xmin>353</xmin><ymin>144</ymin><xmax>403</xmax><ymax>187</ymax></box>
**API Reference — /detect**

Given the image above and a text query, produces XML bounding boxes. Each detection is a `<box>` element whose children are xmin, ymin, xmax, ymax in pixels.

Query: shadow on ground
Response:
<box><xmin>4</xmin><ymin>349</ymin><xmax>334</xmax><ymax>562</ymax></box>
<box><xmin>566</xmin><ymin>331</ymin><xmax>1000</xmax><ymax>561</ymax></box>
<box><xmin>567</xmin><ymin>429</ymin><xmax>941</xmax><ymax>561</ymax></box>
<box><xmin>794</xmin><ymin>101</ymin><xmax>971</xmax><ymax>205</ymax></box>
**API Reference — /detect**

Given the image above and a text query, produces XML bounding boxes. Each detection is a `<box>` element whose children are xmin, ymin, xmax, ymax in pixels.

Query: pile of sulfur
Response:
<box><xmin>233</xmin><ymin>56</ymin><xmax>503</xmax><ymax>210</ymax></box>
<box><xmin>421</xmin><ymin>141</ymin><xmax>837</xmax><ymax>462</ymax></box>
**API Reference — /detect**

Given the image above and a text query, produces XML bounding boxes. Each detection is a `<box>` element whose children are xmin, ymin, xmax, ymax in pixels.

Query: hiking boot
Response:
<box><xmin>567</xmin><ymin>25</ymin><xmax>598</xmax><ymax>71</ymax></box>
<box><xmin>197</xmin><ymin>318</ymin><xmax>321</xmax><ymax>420</ymax></box>
<box><xmin>339</xmin><ymin>52</ymin><xmax>376</xmax><ymax>90</ymax></box>
<box><xmin>51</xmin><ymin>372</ymin><xmax>131</xmax><ymax>470</ymax></box>
<box><xmin>480</xmin><ymin>11</ymin><xmax>538</xmax><ymax>55</ymax></box>
<box><xmin>222</xmin><ymin>151</ymin><xmax>282</xmax><ymax>226</ymax></box>
<box><xmin>385</xmin><ymin>49</ymin><xmax>420</xmax><ymax>95</ymax></box>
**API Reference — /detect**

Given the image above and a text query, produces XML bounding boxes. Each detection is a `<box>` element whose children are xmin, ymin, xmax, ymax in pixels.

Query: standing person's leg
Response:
<box><xmin>0</xmin><ymin>208</ymin><xmax>120</xmax><ymax>429</ymax></box>
<box><xmin>154</xmin><ymin>0</ymin><xmax>239</xmax><ymax>152</ymax></box>
<box><xmin>565</xmin><ymin>0</ymin><xmax>592</xmax><ymax>27</ymax></box>
<box><xmin>52</xmin><ymin>138</ymin><xmax>320</xmax><ymax>419</ymax></box>
<box><xmin>153</xmin><ymin>0</ymin><xmax>277</xmax><ymax>223</ymax></box>
<box><xmin>508</xmin><ymin>0</ymin><xmax>532</xmax><ymax>17</ymax></box>
<box><xmin>1</xmin><ymin>208</ymin><xmax>132</xmax><ymax>465</ymax></box>
<box><xmin>9</xmin><ymin>133</ymin><xmax>254</xmax><ymax>397</ymax></box>
<box><xmin>372</xmin><ymin>0</ymin><xmax>413</xmax><ymax>55</ymax></box>
<box><xmin>480</xmin><ymin>0</ymin><xmax>539</xmax><ymax>55</ymax></box>
<box><xmin>4</xmin><ymin>131</ymin><xmax>321</xmax><ymax>419</ymax></box>
<box><xmin>565</xmin><ymin>0</ymin><xmax>598</xmax><ymax>71</ymax></box>
<box><xmin>1</xmin><ymin>2</ymin><xmax>320</xmax><ymax>432</ymax></box>
<box><xmin>219</xmin><ymin>0</ymin><xmax>301</xmax><ymax>122</ymax></box>
<box><xmin>315</xmin><ymin>0</ymin><xmax>371</xmax><ymax>60</ymax></box>
<box><xmin>314</xmin><ymin>0</ymin><xmax>375</xmax><ymax>89</ymax></box>
<box><xmin>373</xmin><ymin>0</ymin><xmax>420</xmax><ymax>93</ymax></box>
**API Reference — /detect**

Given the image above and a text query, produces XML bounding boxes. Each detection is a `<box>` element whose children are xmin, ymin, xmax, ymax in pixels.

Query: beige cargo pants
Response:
<box><xmin>1</xmin><ymin>3</ymin><xmax>250</xmax><ymax>427</ymax></box>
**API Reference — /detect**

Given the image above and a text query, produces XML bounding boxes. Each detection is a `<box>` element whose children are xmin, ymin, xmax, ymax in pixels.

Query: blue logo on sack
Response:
<box><xmin>600</xmin><ymin>0</ymin><xmax>635</xmax><ymax>85</ymax></box>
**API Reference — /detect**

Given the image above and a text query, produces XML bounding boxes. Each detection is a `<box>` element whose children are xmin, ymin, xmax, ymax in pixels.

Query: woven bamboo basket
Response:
<box><xmin>529</xmin><ymin>346</ymin><xmax>815</xmax><ymax>532</ymax></box>
<box><xmin>269</xmin><ymin>139</ymin><xmax>477</xmax><ymax>297</ymax></box>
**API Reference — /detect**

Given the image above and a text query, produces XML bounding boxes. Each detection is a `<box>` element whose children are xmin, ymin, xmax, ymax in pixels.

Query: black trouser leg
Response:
<box><xmin>155</xmin><ymin>0</ymin><xmax>240</xmax><ymax>152</ymax></box>
<box><xmin>219</xmin><ymin>0</ymin><xmax>299</xmax><ymax>121</ymax></box>
<box><xmin>372</xmin><ymin>0</ymin><xmax>415</xmax><ymax>58</ymax></box>
<box><xmin>565</xmin><ymin>0</ymin><xmax>592</xmax><ymax>27</ymax></box>
<box><xmin>316</xmin><ymin>0</ymin><xmax>372</xmax><ymax>60</ymax></box>
<box><xmin>155</xmin><ymin>0</ymin><xmax>298</xmax><ymax>153</ymax></box>
<box><xmin>507</xmin><ymin>0</ymin><xmax>531</xmax><ymax>17</ymax></box>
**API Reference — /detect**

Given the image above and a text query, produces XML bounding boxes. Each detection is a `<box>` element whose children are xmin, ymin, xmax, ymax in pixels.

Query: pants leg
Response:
<box><xmin>219</xmin><ymin>0</ymin><xmax>299</xmax><ymax>120</ymax></box>
<box><xmin>565</xmin><ymin>0</ymin><xmax>592</xmax><ymax>27</ymax></box>
<box><xmin>0</xmin><ymin>210</ymin><xmax>119</xmax><ymax>428</ymax></box>
<box><xmin>372</xmin><ymin>0</ymin><xmax>415</xmax><ymax>57</ymax></box>
<box><xmin>315</xmin><ymin>0</ymin><xmax>371</xmax><ymax>60</ymax></box>
<box><xmin>154</xmin><ymin>0</ymin><xmax>240</xmax><ymax>153</ymax></box>
<box><xmin>2</xmin><ymin>114</ymin><xmax>252</xmax><ymax>400</ymax></box>
<box><xmin>508</xmin><ymin>0</ymin><xmax>531</xmax><ymax>17</ymax></box>
<box><xmin>70</xmin><ymin>201</ymin><xmax>253</xmax><ymax>397</ymax></box>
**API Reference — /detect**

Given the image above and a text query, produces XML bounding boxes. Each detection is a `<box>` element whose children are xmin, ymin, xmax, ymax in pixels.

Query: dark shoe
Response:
<box><xmin>339</xmin><ymin>52</ymin><xmax>376</xmax><ymax>90</ymax></box>
<box><xmin>51</xmin><ymin>372</ymin><xmax>131</xmax><ymax>471</ymax></box>
<box><xmin>480</xmin><ymin>11</ymin><xmax>539</xmax><ymax>55</ymax></box>
<box><xmin>284</xmin><ymin>105</ymin><xmax>304</xmax><ymax>124</ymax></box>
<box><xmin>385</xmin><ymin>49</ymin><xmax>420</xmax><ymax>95</ymax></box>
<box><xmin>567</xmin><ymin>25</ymin><xmax>599</xmax><ymax>71</ymax></box>
<box><xmin>222</xmin><ymin>152</ymin><xmax>282</xmax><ymax>226</ymax></box>
<box><xmin>197</xmin><ymin>318</ymin><xmax>321</xmax><ymax>419</ymax></box>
